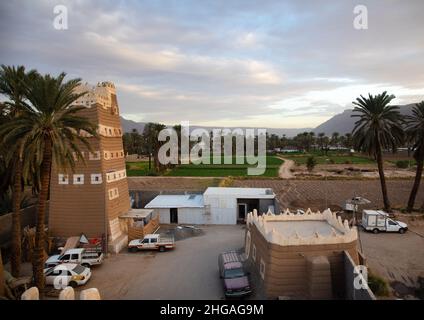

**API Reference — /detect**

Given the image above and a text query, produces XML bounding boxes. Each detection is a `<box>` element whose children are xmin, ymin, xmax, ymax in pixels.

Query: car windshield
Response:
<box><xmin>224</xmin><ymin>267</ymin><xmax>245</xmax><ymax>279</ymax></box>
<box><xmin>72</xmin><ymin>265</ymin><xmax>86</xmax><ymax>274</ymax></box>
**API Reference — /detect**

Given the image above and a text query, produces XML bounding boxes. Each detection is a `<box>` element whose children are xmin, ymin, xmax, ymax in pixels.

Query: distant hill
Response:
<box><xmin>120</xmin><ymin>116</ymin><xmax>312</xmax><ymax>137</ymax></box>
<box><xmin>313</xmin><ymin>103</ymin><xmax>416</xmax><ymax>135</ymax></box>
<box><xmin>120</xmin><ymin>103</ymin><xmax>419</xmax><ymax>137</ymax></box>
<box><xmin>120</xmin><ymin>117</ymin><xmax>146</xmax><ymax>133</ymax></box>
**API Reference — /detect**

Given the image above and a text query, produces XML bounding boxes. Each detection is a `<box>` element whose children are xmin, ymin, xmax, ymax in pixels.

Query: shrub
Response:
<box><xmin>219</xmin><ymin>177</ymin><xmax>234</xmax><ymax>187</ymax></box>
<box><xmin>329</xmin><ymin>159</ymin><xmax>335</xmax><ymax>164</ymax></box>
<box><xmin>368</xmin><ymin>273</ymin><xmax>390</xmax><ymax>296</ymax></box>
<box><xmin>306</xmin><ymin>156</ymin><xmax>317</xmax><ymax>172</ymax></box>
<box><xmin>344</xmin><ymin>160</ymin><xmax>352</xmax><ymax>164</ymax></box>
<box><xmin>396</xmin><ymin>160</ymin><xmax>409</xmax><ymax>169</ymax></box>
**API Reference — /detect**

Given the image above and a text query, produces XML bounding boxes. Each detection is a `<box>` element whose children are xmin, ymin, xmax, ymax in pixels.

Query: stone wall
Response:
<box><xmin>0</xmin><ymin>204</ymin><xmax>49</xmax><ymax>248</ymax></box>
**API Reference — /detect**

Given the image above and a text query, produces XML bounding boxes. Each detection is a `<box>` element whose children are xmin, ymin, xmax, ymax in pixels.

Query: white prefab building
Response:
<box><xmin>144</xmin><ymin>187</ymin><xmax>276</xmax><ymax>225</ymax></box>
<box><xmin>144</xmin><ymin>194</ymin><xmax>205</xmax><ymax>224</ymax></box>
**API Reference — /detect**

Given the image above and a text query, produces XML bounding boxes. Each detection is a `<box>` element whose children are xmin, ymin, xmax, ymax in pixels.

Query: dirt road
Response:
<box><xmin>277</xmin><ymin>158</ymin><xmax>295</xmax><ymax>179</ymax></box>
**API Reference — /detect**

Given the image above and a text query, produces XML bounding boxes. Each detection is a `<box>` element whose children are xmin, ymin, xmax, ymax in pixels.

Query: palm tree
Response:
<box><xmin>405</xmin><ymin>101</ymin><xmax>424</xmax><ymax>212</ymax></box>
<box><xmin>143</xmin><ymin>122</ymin><xmax>166</xmax><ymax>171</ymax></box>
<box><xmin>351</xmin><ymin>92</ymin><xmax>404</xmax><ymax>212</ymax></box>
<box><xmin>317</xmin><ymin>132</ymin><xmax>325</xmax><ymax>154</ymax></box>
<box><xmin>0</xmin><ymin>72</ymin><xmax>97</xmax><ymax>292</ymax></box>
<box><xmin>0</xmin><ymin>65</ymin><xmax>37</xmax><ymax>277</ymax></box>
<box><xmin>331</xmin><ymin>132</ymin><xmax>340</xmax><ymax>148</ymax></box>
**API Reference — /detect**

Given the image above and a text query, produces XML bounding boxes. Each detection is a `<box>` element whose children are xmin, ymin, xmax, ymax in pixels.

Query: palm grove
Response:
<box><xmin>0</xmin><ymin>64</ymin><xmax>423</xmax><ymax>294</ymax></box>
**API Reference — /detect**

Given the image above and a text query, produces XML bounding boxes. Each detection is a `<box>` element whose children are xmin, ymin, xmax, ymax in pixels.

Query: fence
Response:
<box><xmin>127</xmin><ymin>216</ymin><xmax>160</xmax><ymax>241</ymax></box>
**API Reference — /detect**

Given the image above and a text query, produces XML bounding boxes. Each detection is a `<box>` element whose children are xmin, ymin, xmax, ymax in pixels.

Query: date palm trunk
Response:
<box><xmin>11</xmin><ymin>157</ymin><xmax>23</xmax><ymax>277</ymax></box>
<box><xmin>32</xmin><ymin>138</ymin><xmax>52</xmax><ymax>294</ymax></box>
<box><xmin>406</xmin><ymin>156</ymin><xmax>423</xmax><ymax>212</ymax></box>
<box><xmin>375</xmin><ymin>139</ymin><xmax>391</xmax><ymax>212</ymax></box>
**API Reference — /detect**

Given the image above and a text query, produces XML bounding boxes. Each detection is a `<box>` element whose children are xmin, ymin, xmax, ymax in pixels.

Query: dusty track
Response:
<box><xmin>277</xmin><ymin>157</ymin><xmax>295</xmax><ymax>179</ymax></box>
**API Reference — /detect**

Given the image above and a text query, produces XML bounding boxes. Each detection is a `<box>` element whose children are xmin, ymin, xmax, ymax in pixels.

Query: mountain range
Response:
<box><xmin>120</xmin><ymin>103</ymin><xmax>418</xmax><ymax>137</ymax></box>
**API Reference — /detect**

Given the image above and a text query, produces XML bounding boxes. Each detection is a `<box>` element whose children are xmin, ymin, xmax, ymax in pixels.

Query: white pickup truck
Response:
<box><xmin>45</xmin><ymin>248</ymin><xmax>104</xmax><ymax>268</ymax></box>
<box><xmin>361</xmin><ymin>210</ymin><xmax>408</xmax><ymax>234</ymax></box>
<box><xmin>128</xmin><ymin>234</ymin><xmax>175</xmax><ymax>252</ymax></box>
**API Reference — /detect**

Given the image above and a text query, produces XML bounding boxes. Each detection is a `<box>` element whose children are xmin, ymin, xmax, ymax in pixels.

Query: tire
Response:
<box><xmin>159</xmin><ymin>246</ymin><xmax>165</xmax><ymax>252</ymax></box>
<box><xmin>372</xmin><ymin>228</ymin><xmax>379</xmax><ymax>234</ymax></box>
<box><xmin>399</xmin><ymin>228</ymin><xmax>406</xmax><ymax>234</ymax></box>
<box><xmin>81</xmin><ymin>263</ymin><xmax>90</xmax><ymax>268</ymax></box>
<box><xmin>69</xmin><ymin>281</ymin><xmax>78</xmax><ymax>288</ymax></box>
<box><xmin>129</xmin><ymin>247</ymin><xmax>137</xmax><ymax>253</ymax></box>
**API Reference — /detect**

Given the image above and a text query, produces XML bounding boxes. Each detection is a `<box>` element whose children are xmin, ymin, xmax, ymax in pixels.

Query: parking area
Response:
<box><xmin>83</xmin><ymin>225</ymin><xmax>248</xmax><ymax>300</ymax></box>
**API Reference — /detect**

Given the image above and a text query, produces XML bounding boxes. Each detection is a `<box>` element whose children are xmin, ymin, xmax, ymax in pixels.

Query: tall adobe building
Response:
<box><xmin>49</xmin><ymin>81</ymin><xmax>130</xmax><ymax>253</ymax></box>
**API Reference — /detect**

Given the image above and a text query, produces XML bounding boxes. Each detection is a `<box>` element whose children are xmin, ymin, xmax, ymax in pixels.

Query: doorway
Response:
<box><xmin>170</xmin><ymin>208</ymin><xmax>178</xmax><ymax>224</ymax></box>
<box><xmin>238</xmin><ymin>203</ymin><xmax>247</xmax><ymax>222</ymax></box>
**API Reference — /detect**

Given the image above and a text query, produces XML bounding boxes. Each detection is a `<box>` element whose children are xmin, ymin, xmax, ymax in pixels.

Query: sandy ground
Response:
<box><xmin>233</xmin><ymin>179</ymin><xmax>424</xmax><ymax>212</ymax></box>
<box><xmin>359</xmin><ymin>227</ymin><xmax>424</xmax><ymax>298</ymax></box>
<box><xmin>277</xmin><ymin>157</ymin><xmax>294</xmax><ymax>179</ymax></box>
<box><xmin>128</xmin><ymin>176</ymin><xmax>221</xmax><ymax>191</ymax></box>
<box><xmin>292</xmin><ymin>164</ymin><xmax>417</xmax><ymax>179</ymax></box>
<box><xmin>82</xmin><ymin>225</ymin><xmax>247</xmax><ymax>300</ymax></box>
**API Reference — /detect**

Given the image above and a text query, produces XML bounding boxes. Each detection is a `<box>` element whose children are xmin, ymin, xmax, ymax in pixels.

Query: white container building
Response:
<box><xmin>144</xmin><ymin>187</ymin><xmax>276</xmax><ymax>225</ymax></box>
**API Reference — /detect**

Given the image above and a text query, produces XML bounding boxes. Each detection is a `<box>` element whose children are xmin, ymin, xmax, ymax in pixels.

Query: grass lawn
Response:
<box><xmin>281</xmin><ymin>152</ymin><xmax>374</xmax><ymax>165</ymax></box>
<box><xmin>126</xmin><ymin>156</ymin><xmax>284</xmax><ymax>177</ymax></box>
<box><xmin>126</xmin><ymin>161</ymin><xmax>153</xmax><ymax>176</ymax></box>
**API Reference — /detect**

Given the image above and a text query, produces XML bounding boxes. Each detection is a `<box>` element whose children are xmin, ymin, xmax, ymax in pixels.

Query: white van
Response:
<box><xmin>361</xmin><ymin>210</ymin><xmax>408</xmax><ymax>234</ymax></box>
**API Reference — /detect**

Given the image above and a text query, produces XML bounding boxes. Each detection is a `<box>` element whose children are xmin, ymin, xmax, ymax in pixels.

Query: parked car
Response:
<box><xmin>128</xmin><ymin>234</ymin><xmax>175</xmax><ymax>252</ymax></box>
<box><xmin>45</xmin><ymin>248</ymin><xmax>104</xmax><ymax>268</ymax></box>
<box><xmin>361</xmin><ymin>210</ymin><xmax>408</xmax><ymax>234</ymax></box>
<box><xmin>218</xmin><ymin>251</ymin><xmax>251</xmax><ymax>298</ymax></box>
<box><xmin>44</xmin><ymin>263</ymin><xmax>91</xmax><ymax>288</ymax></box>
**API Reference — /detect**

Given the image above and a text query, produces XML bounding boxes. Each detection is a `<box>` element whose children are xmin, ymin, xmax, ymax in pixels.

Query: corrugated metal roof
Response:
<box><xmin>145</xmin><ymin>194</ymin><xmax>204</xmax><ymax>208</ymax></box>
<box><xmin>204</xmin><ymin>187</ymin><xmax>275</xmax><ymax>198</ymax></box>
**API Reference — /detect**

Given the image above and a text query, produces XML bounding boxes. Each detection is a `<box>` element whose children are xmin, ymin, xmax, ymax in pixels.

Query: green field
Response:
<box><xmin>126</xmin><ymin>156</ymin><xmax>284</xmax><ymax>177</ymax></box>
<box><xmin>282</xmin><ymin>152</ymin><xmax>374</xmax><ymax>165</ymax></box>
<box><xmin>126</xmin><ymin>161</ymin><xmax>153</xmax><ymax>176</ymax></box>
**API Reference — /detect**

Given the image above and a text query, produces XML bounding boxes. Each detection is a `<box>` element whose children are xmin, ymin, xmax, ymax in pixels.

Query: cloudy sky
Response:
<box><xmin>1</xmin><ymin>0</ymin><xmax>423</xmax><ymax>128</ymax></box>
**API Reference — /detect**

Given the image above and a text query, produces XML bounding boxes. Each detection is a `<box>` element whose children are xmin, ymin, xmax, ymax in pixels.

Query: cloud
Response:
<box><xmin>0</xmin><ymin>0</ymin><xmax>423</xmax><ymax>129</ymax></box>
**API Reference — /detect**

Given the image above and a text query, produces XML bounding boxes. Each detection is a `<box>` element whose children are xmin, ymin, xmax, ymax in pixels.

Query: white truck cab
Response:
<box><xmin>45</xmin><ymin>248</ymin><xmax>104</xmax><ymax>268</ymax></box>
<box><xmin>128</xmin><ymin>234</ymin><xmax>175</xmax><ymax>252</ymax></box>
<box><xmin>361</xmin><ymin>210</ymin><xmax>408</xmax><ymax>234</ymax></box>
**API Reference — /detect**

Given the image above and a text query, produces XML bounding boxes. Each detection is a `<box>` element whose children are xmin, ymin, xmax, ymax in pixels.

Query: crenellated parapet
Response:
<box><xmin>246</xmin><ymin>208</ymin><xmax>357</xmax><ymax>246</ymax></box>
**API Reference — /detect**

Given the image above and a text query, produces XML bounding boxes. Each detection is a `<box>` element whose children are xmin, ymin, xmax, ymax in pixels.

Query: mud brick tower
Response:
<box><xmin>49</xmin><ymin>81</ymin><xmax>130</xmax><ymax>253</ymax></box>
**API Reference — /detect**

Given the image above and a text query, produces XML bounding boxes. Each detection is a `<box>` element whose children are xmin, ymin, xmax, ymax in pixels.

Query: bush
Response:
<box><xmin>219</xmin><ymin>177</ymin><xmax>234</xmax><ymax>187</ymax></box>
<box><xmin>368</xmin><ymin>273</ymin><xmax>390</xmax><ymax>296</ymax></box>
<box><xmin>396</xmin><ymin>160</ymin><xmax>409</xmax><ymax>169</ymax></box>
<box><xmin>329</xmin><ymin>159</ymin><xmax>335</xmax><ymax>164</ymax></box>
<box><xmin>306</xmin><ymin>156</ymin><xmax>317</xmax><ymax>172</ymax></box>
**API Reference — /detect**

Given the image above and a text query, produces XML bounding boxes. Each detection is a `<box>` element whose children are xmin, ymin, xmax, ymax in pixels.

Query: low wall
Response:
<box><xmin>0</xmin><ymin>204</ymin><xmax>49</xmax><ymax>248</ymax></box>
<box><xmin>344</xmin><ymin>250</ymin><xmax>376</xmax><ymax>300</ymax></box>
